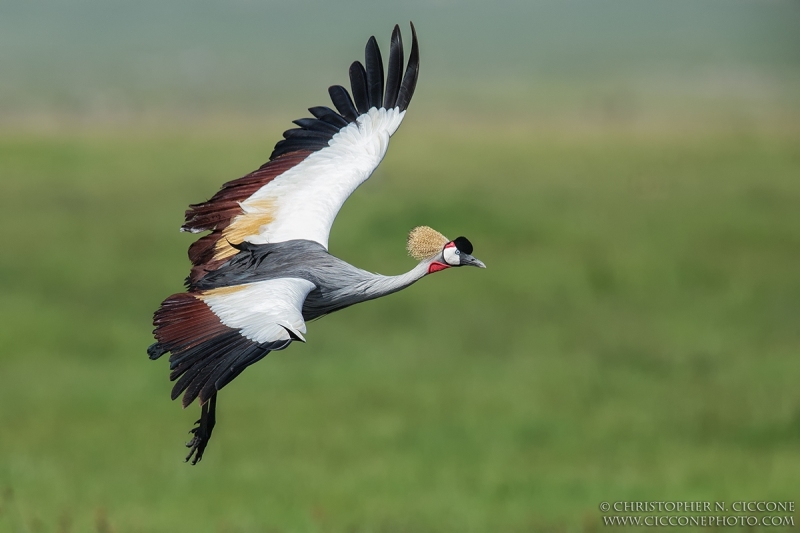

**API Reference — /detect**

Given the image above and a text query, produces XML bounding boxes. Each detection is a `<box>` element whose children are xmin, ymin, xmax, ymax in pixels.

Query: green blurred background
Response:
<box><xmin>1</xmin><ymin>1</ymin><xmax>799</xmax><ymax>532</ymax></box>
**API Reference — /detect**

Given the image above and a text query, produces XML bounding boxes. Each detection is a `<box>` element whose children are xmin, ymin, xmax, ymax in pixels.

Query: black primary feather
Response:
<box><xmin>282</xmin><ymin>129</ymin><xmax>331</xmax><ymax>141</ymax></box>
<box><xmin>170</xmin><ymin>331</ymin><xmax>245</xmax><ymax>397</ymax></box>
<box><xmin>365</xmin><ymin>36</ymin><xmax>384</xmax><ymax>109</ymax></box>
<box><xmin>384</xmin><ymin>25</ymin><xmax>404</xmax><ymax>109</ymax></box>
<box><xmin>270</xmin><ymin>138</ymin><xmax>328</xmax><ymax>159</ymax></box>
<box><xmin>349</xmin><ymin>61</ymin><xmax>369</xmax><ymax>114</ymax></box>
<box><xmin>328</xmin><ymin>85</ymin><xmax>359</xmax><ymax>121</ymax></box>
<box><xmin>308</xmin><ymin>106</ymin><xmax>349</xmax><ymax>128</ymax></box>
<box><xmin>213</xmin><ymin>345</ymin><xmax>275</xmax><ymax>391</ymax></box>
<box><xmin>292</xmin><ymin>118</ymin><xmax>340</xmax><ymax>135</ymax></box>
<box><xmin>395</xmin><ymin>22</ymin><xmax>419</xmax><ymax>111</ymax></box>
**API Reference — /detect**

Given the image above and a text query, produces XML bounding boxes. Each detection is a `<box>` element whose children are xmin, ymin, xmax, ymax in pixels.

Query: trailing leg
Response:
<box><xmin>186</xmin><ymin>393</ymin><xmax>217</xmax><ymax>465</ymax></box>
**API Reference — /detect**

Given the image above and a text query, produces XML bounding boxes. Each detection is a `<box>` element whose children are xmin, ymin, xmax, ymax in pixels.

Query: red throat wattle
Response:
<box><xmin>428</xmin><ymin>262</ymin><xmax>449</xmax><ymax>274</ymax></box>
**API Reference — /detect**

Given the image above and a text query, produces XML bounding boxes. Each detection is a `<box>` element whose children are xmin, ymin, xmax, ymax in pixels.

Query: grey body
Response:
<box><xmin>193</xmin><ymin>240</ymin><xmax>429</xmax><ymax>321</ymax></box>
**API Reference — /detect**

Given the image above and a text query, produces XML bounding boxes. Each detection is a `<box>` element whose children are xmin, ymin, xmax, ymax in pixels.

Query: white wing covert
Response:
<box><xmin>199</xmin><ymin>278</ymin><xmax>315</xmax><ymax>344</ymax></box>
<box><xmin>241</xmin><ymin>108</ymin><xmax>406</xmax><ymax>249</ymax></box>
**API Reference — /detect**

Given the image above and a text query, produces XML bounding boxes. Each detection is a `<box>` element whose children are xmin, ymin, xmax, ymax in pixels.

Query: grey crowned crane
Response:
<box><xmin>148</xmin><ymin>23</ymin><xmax>485</xmax><ymax>464</ymax></box>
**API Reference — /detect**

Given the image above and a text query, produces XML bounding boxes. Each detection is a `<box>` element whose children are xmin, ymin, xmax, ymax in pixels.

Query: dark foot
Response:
<box><xmin>185</xmin><ymin>394</ymin><xmax>217</xmax><ymax>465</ymax></box>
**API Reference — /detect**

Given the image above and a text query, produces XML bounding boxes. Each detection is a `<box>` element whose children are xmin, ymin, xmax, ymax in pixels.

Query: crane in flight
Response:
<box><xmin>148</xmin><ymin>23</ymin><xmax>485</xmax><ymax>464</ymax></box>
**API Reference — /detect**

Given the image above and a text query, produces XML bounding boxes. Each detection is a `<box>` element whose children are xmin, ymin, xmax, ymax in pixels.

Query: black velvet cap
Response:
<box><xmin>453</xmin><ymin>236</ymin><xmax>473</xmax><ymax>255</ymax></box>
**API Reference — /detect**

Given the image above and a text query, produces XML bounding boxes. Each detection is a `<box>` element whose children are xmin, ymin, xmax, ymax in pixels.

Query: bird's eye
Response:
<box><xmin>455</xmin><ymin>249</ymin><xmax>461</xmax><ymax>255</ymax></box>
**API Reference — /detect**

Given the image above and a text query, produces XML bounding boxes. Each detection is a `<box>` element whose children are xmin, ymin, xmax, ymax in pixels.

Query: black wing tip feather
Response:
<box><xmin>268</xmin><ymin>23</ymin><xmax>419</xmax><ymax>162</ymax></box>
<box><xmin>395</xmin><ymin>22</ymin><xmax>419</xmax><ymax>112</ymax></box>
<box><xmin>383</xmin><ymin>24</ymin><xmax>404</xmax><ymax>109</ymax></box>
<box><xmin>148</xmin><ymin>342</ymin><xmax>166</xmax><ymax>360</ymax></box>
<box><xmin>364</xmin><ymin>35</ymin><xmax>384</xmax><ymax>109</ymax></box>
<box><xmin>348</xmin><ymin>61</ymin><xmax>370</xmax><ymax>115</ymax></box>
<box><xmin>328</xmin><ymin>85</ymin><xmax>359</xmax><ymax>121</ymax></box>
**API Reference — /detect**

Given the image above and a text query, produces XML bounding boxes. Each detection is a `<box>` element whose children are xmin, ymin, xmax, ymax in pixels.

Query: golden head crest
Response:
<box><xmin>407</xmin><ymin>226</ymin><xmax>449</xmax><ymax>260</ymax></box>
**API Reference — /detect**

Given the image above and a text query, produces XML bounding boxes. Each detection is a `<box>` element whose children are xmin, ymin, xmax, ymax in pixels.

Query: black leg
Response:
<box><xmin>185</xmin><ymin>393</ymin><xmax>217</xmax><ymax>465</ymax></box>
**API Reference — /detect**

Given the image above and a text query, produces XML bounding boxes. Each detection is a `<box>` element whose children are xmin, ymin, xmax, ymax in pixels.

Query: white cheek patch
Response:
<box><xmin>443</xmin><ymin>246</ymin><xmax>460</xmax><ymax>266</ymax></box>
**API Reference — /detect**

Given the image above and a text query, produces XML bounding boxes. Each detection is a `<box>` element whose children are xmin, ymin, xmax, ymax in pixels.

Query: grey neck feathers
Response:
<box><xmin>358</xmin><ymin>258</ymin><xmax>432</xmax><ymax>302</ymax></box>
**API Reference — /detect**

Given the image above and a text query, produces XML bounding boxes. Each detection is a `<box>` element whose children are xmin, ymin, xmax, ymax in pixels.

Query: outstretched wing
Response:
<box><xmin>148</xmin><ymin>277</ymin><xmax>315</xmax><ymax>407</ymax></box>
<box><xmin>183</xmin><ymin>23</ymin><xmax>420</xmax><ymax>286</ymax></box>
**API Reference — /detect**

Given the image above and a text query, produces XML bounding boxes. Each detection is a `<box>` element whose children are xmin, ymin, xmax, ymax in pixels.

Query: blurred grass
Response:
<box><xmin>0</xmin><ymin>121</ymin><xmax>799</xmax><ymax>532</ymax></box>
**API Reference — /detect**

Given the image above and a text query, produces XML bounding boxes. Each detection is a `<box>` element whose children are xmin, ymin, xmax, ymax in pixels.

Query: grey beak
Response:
<box><xmin>462</xmin><ymin>254</ymin><xmax>486</xmax><ymax>268</ymax></box>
